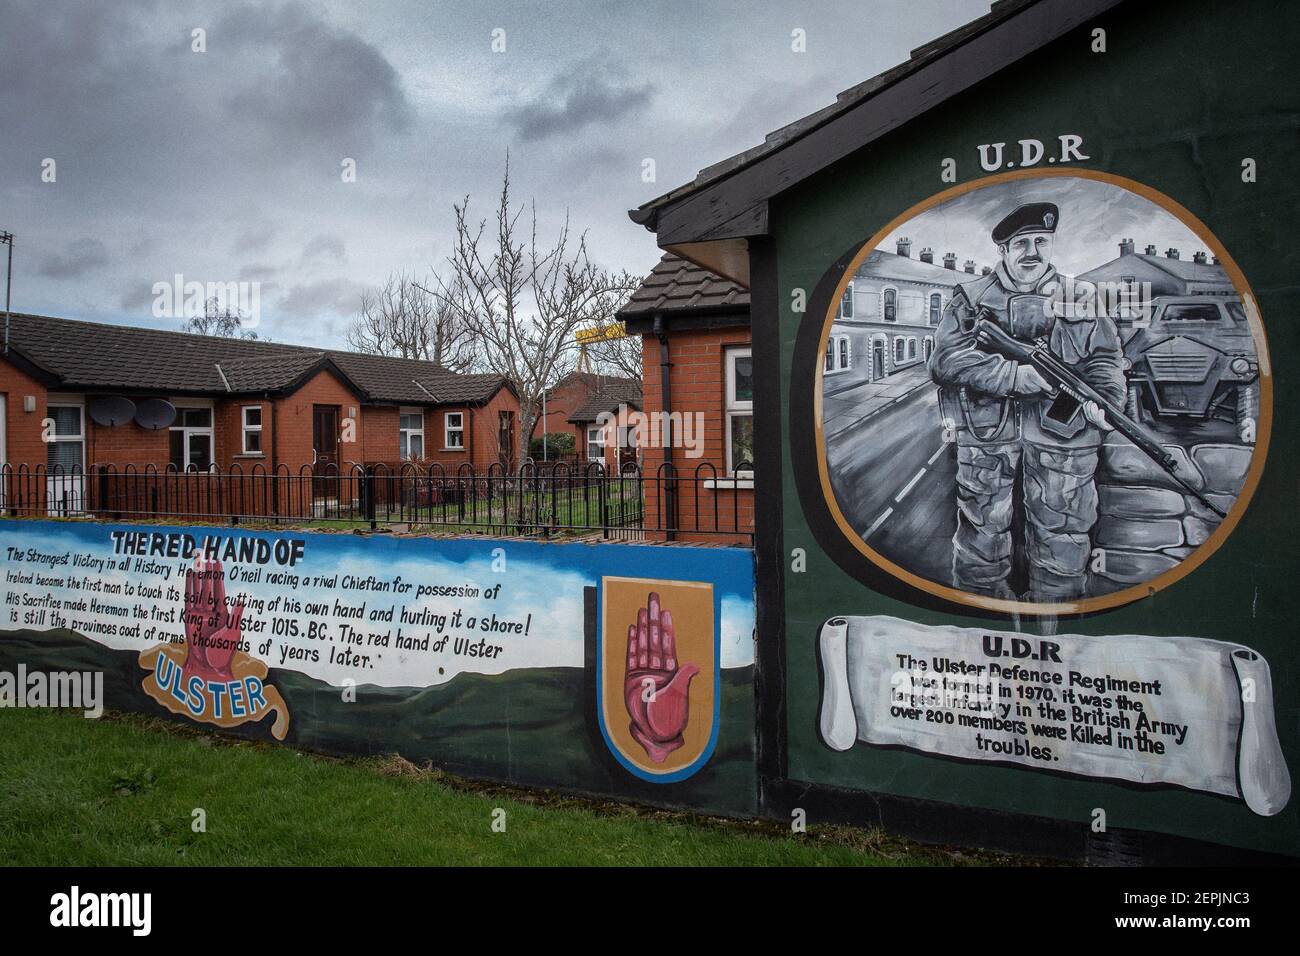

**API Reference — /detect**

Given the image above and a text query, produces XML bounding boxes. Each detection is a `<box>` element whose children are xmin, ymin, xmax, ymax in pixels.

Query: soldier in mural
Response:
<box><xmin>820</xmin><ymin>175</ymin><xmax>1264</xmax><ymax>609</ymax></box>
<box><xmin>930</xmin><ymin>202</ymin><xmax>1125</xmax><ymax>601</ymax></box>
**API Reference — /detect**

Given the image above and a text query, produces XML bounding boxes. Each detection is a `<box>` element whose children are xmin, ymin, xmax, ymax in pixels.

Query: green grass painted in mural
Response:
<box><xmin>0</xmin><ymin>709</ymin><xmax>1024</xmax><ymax>867</ymax></box>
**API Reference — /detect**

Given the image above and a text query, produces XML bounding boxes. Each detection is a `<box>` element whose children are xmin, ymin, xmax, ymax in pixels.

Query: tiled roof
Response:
<box><xmin>3</xmin><ymin>312</ymin><xmax>509</xmax><ymax>405</ymax></box>
<box><xmin>619</xmin><ymin>254</ymin><xmax>749</xmax><ymax>316</ymax></box>
<box><xmin>567</xmin><ymin>379</ymin><xmax>644</xmax><ymax>423</ymax></box>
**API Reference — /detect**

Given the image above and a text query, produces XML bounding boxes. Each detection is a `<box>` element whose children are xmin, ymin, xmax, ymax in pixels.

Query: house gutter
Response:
<box><xmin>653</xmin><ymin>312</ymin><xmax>676</xmax><ymax>540</ymax></box>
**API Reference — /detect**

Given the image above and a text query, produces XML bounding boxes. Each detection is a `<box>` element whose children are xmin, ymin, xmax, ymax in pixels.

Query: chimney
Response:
<box><xmin>963</xmin><ymin>259</ymin><xmax>976</xmax><ymax>274</ymax></box>
<box><xmin>1192</xmin><ymin>251</ymin><xmax>1208</xmax><ymax>264</ymax></box>
<box><xmin>981</xmin><ymin>265</ymin><xmax>992</xmax><ymax>275</ymax></box>
<box><xmin>1144</xmin><ymin>244</ymin><xmax>1158</xmax><ymax>255</ymax></box>
<box><xmin>896</xmin><ymin>237</ymin><xmax>912</xmax><ymax>258</ymax></box>
<box><xmin>943</xmin><ymin>252</ymin><xmax>957</xmax><ymax>270</ymax></box>
<box><xmin>1212</xmin><ymin>255</ymin><xmax>1221</xmax><ymax>265</ymax></box>
<box><xmin>1165</xmin><ymin>248</ymin><xmax>1180</xmax><ymax>260</ymax></box>
<box><xmin>919</xmin><ymin>247</ymin><xmax>934</xmax><ymax>264</ymax></box>
<box><xmin>1119</xmin><ymin>238</ymin><xmax>1135</xmax><ymax>256</ymax></box>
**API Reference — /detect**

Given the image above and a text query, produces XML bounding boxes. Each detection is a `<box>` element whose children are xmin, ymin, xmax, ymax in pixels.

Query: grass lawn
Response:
<box><xmin>0</xmin><ymin>709</ymin><xmax>1036</xmax><ymax>867</ymax></box>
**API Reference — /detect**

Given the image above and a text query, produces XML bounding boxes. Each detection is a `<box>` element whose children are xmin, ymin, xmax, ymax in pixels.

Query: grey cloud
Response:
<box><xmin>38</xmin><ymin>238</ymin><xmax>111</xmax><ymax>279</ymax></box>
<box><xmin>278</xmin><ymin>278</ymin><xmax>363</xmax><ymax>318</ymax></box>
<box><xmin>218</xmin><ymin>2</ymin><xmax>412</xmax><ymax>144</ymax></box>
<box><xmin>503</xmin><ymin>58</ymin><xmax>654</xmax><ymax>141</ymax></box>
<box><xmin>303</xmin><ymin>234</ymin><xmax>346</xmax><ymax>261</ymax></box>
<box><xmin>239</xmin><ymin>263</ymin><xmax>279</xmax><ymax>282</ymax></box>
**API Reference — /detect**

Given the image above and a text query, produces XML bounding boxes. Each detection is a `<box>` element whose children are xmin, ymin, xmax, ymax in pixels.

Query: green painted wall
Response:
<box><xmin>769</xmin><ymin>0</ymin><xmax>1298</xmax><ymax>854</ymax></box>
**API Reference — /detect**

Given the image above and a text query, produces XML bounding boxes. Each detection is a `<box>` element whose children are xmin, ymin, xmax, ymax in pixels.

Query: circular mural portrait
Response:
<box><xmin>816</xmin><ymin>171</ymin><xmax>1270</xmax><ymax>613</ymax></box>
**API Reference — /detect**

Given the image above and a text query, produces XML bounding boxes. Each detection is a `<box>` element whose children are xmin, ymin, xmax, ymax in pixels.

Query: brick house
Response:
<box><xmin>618</xmin><ymin>254</ymin><xmax>752</xmax><ymax>541</ymax></box>
<box><xmin>0</xmin><ymin>312</ymin><xmax>518</xmax><ymax>511</ymax></box>
<box><xmin>565</xmin><ymin>377</ymin><xmax>643</xmax><ymax>469</ymax></box>
<box><xmin>534</xmin><ymin>370</ymin><xmax>640</xmax><ymax>461</ymax></box>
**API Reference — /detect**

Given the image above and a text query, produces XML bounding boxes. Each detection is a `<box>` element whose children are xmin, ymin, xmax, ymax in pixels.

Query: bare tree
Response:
<box><xmin>182</xmin><ymin>297</ymin><xmax>258</xmax><ymax>339</ymax></box>
<box><xmin>432</xmin><ymin>158</ymin><xmax>638</xmax><ymax>468</ymax></box>
<box><xmin>346</xmin><ymin>271</ymin><xmax>476</xmax><ymax>371</ymax></box>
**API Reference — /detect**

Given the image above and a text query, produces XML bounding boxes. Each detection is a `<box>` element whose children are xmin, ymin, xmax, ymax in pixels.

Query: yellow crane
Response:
<box><xmin>573</xmin><ymin>321</ymin><xmax>627</xmax><ymax>373</ymax></box>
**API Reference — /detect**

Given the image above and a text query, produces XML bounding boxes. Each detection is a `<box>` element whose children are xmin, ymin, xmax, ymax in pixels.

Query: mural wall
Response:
<box><xmin>778</xmin><ymin>0</ymin><xmax>1297</xmax><ymax>859</ymax></box>
<box><xmin>819</xmin><ymin>174</ymin><xmax>1265</xmax><ymax>614</ymax></box>
<box><xmin>0</xmin><ymin>522</ymin><xmax>757</xmax><ymax>814</ymax></box>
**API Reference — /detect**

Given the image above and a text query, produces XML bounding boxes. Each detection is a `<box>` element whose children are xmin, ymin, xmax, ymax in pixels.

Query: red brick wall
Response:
<box><xmin>0</xmin><ymin>358</ymin><xmax>50</xmax><ymax>469</ymax></box>
<box><xmin>270</xmin><ymin>369</ymin><xmax>361</xmax><ymax>474</ymax></box>
<box><xmin>424</xmin><ymin>407</ymin><xmax>471</xmax><ymax>471</ymax></box>
<box><xmin>361</xmin><ymin>405</ymin><xmax>400</xmax><ymax>464</ymax></box>
<box><xmin>640</xmin><ymin>327</ymin><xmax>754</xmax><ymax>544</ymax></box>
<box><xmin>470</xmin><ymin>386</ymin><xmax>523</xmax><ymax>470</ymax></box>
<box><xmin>537</xmin><ymin>378</ymin><xmax>589</xmax><ymax>437</ymax></box>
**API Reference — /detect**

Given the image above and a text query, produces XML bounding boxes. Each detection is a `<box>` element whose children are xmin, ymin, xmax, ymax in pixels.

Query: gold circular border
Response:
<box><xmin>814</xmin><ymin>168</ymin><xmax>1273</xmax><ymax>616</ymax></box>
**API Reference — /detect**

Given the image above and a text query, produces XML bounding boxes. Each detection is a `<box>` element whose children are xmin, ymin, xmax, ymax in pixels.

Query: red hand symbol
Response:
<box><xmin>623</xmin><ymin>592</ymin><xmax>699</xmax><ymax>763</ymax></box>
<box><xmin>182</xmin><ymin>559</ymin><xmax>244</xmax><ymax>682</ymax></box>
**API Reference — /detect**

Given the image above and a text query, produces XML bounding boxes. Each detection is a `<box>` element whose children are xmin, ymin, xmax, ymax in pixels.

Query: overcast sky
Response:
<box><xmin>1</xmin><ymin>0</ymin><xmax>992</xmax><ymax>346</ymax></box>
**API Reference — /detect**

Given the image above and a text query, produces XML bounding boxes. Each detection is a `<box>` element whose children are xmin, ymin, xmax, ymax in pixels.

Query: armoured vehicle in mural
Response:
<box><xmin>1122</xmin><ymin>295</ymin><xmax>1260</xmax><ymax>429</ymax></box>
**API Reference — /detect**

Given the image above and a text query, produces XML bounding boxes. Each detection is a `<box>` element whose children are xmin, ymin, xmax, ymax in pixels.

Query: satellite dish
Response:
<box><xmin>88</xmin><ymin>395</ymin><xmax>137</xmax><ymax>428</ymax></box>
<box><xmin>134</xmin><ymin>398</ymin><xmax>177</xmax><ymax>430</ymax></box>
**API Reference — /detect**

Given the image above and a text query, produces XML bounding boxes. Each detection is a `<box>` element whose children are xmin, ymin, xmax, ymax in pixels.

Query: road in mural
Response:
<box><xmin>820</xmin><ymin>175</ymin><xmax>1264</xmax><ymax>606</ymax></box>
<box><xmin>817</xmin><ymin>615</ymin><xmax>1290</xmax><ymax>816</ymax></box>
<box><xmin>0</xmin><ymin>521</ymin><xmax>756</xmax><ymax>809</ymax></box>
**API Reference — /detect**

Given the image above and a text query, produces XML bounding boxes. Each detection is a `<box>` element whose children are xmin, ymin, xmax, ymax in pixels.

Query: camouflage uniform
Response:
<box><xmin>930</xmin><ymin>264</ymin><xmax>1125</xmax><ymax>602</ymax></box>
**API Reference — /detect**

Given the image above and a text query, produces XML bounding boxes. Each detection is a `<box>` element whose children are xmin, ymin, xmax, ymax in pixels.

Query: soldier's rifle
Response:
<box><xmin>973</xmin><ymin>317</ymin><xmax>1229</xmax><ymax>520</ymax></box>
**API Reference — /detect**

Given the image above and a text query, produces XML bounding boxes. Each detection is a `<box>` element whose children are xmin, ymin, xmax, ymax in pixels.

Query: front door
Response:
<box><xmin>312</xmin><ymin>405</ymin><xmax>340</xmax><ymax>497</ymax></box>
<box><xmin>872</xmin><ymin>341</ymin><xmax>885</xmax><ymax>381</ymax></box>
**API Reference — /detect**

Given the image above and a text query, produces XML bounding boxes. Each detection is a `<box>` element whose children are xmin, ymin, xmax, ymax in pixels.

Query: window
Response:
<box><xmin>839</xmin><ymin>282</ymin><xmax>854</xmax><ymax>319</ymax></box>
<box><xmin>1119</xmin><ymin>275</ymin><xmax>1138</xmax><ymax>317</ymax></box>
<box><xmin>725</xmin><ymin>347</ymin><xmax>754</xmax><ymax>475</ymax></box>
<box><xmin>929</xmin><ymin>292</ymin><xmax>942</xmax><ymax>326</ymax></box>
<box><xmin>169</xmin><ymin>407</ymin><xmax>213</xmax><ymax>471</ymax></box>
<box><xmin>46</xmin><ymin>404</ymin><xmax>84</xmax><ymax>473</ymax></box>
<box><xmin>824</xmin><ymin>335</ymin><xmax>852</xmax><ymax>375</ymax></box>
<box><xmin>241</xmin><ymin>405</ymin><xmax>263</xmax><ymax>454</ymax></box>
<box><xmin>1162</xmin><ymin>303</ymin><xmax>1221</xmax><ymax>322</ymax></box>
<box><xmin>396</xmin><ymin>408</ymin><xmax>424</xmax><ymax>459</ymax></box>
<box><xmin>894</xmin><ymin>338</ymin><xmax>906</xmax><ymax>364</ymax></box>
<box><xmin>586</xmin><ymin>424</ymin><xmax>605</xmax><ymax>462</ymax></box>
<box><xmin>882</xmin><ymin>288</ymin><xmax>898</xmax><ymax>322</ymax></box>
<box><xmin>440</xmin><ymin>411</ymin><xmax>463</xmax><ymax>451</ymax></box>
<box><xmin>907</xmin><ymin>338</ymin><xmax>917</xmax><ymax>360</ymax></box>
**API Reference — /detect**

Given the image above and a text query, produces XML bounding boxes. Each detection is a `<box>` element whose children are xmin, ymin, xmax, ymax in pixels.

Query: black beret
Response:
<box><xmin>992</xmin><ymin>202</ymin><xmax>1059</xmax><ymax>245</ymax></box>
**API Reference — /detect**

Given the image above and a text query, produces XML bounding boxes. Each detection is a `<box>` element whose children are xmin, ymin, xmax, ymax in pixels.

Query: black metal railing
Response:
<box><xmin>0</xmin><ymin>461</ymin><xmax>753</xmax><ymax>542</ymax></box>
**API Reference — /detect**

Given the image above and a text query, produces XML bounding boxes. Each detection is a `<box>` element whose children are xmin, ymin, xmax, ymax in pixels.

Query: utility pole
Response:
<box><xmin>1</xmin><ymin>231</ymin><xmax>12</xmax><ymax>354</ymax></box>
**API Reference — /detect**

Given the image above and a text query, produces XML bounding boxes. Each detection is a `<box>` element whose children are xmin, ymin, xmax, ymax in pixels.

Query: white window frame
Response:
<box><xmin>397</xmin><ymin>407</ymin><xmax>425</xmax><ymax>459</ymax></box>
<box><xmin>169</xmin><ymin>402</ymin><xmax>214</xmax><ymax>472</ymax></box>
<box><xmin>442</xmin><ymin>410</ymin><xmax>463</xmax><ymax>451</ymax></box>
<box><xmin>825</xmin><ymin>335</ymin><xmax>853</xmax><ymax>375</ymax></box>
<box><xmin>839</xmin><ymin>281</ymin><xmax>854</xmax><ymax>319</ymax></box>
<box><xmin>586</xmin><ymin>424</ymin><xmax>605</xmax><ymax>463</ymax></box>
<box><xmin>929</xmin><ymin>291</ymin><xmax>943</xmax><ymax>326</ymax></box>
<box><xmin>45</xmin><ymin>400</ymin><xmax>86</xmax><ymax>515</ymax></box>
<box><xmin>724</xmin><ymin>346</ymin><xmax>754</xmax><ymax>480</ymax></box>
<box><xmin>894</xmin><ymin>337</ymin><xmax>906</xmax><ymax>364</ymax></box>
<box><xmin>881</xmin><ymin>286</ymin><xmax>899</xmax><ymax>322</ymax></box>
<box><xmin>241</xmin><ymin>404</ymin><xmax>263</xmax><ymax>455</ymax></box>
